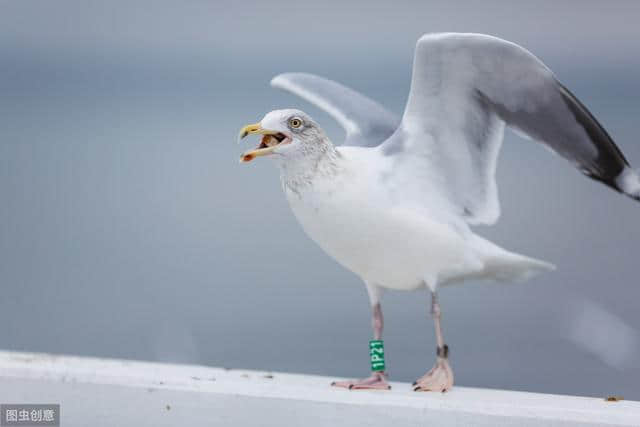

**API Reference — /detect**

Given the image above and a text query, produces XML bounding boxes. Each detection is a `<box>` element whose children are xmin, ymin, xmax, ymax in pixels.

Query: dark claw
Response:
<box><xmin>412</xmin><ymin>381</ymin><xmax>417</xmax><ymax>386</ymax></box>
<box><xmin>413</xmin><ymin>386</ymin><xmax>421</xmax><ymax>392</ymax></box>
<box><xmin>330</xmin><ymin>382</ymin><xmax>336</xmax><ymax>386</ymax></box>
<box><xmin>348</xmin><ymin>384</ymin><xmax>354</xmax><ymax>390</ymax></box>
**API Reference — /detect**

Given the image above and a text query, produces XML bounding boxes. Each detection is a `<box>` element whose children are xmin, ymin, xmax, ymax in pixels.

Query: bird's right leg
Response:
<box><xmin>331</xmin><ymin>282</ymin><xmax>391</xmax><ymax>390</ymax></box>
<box><xmin>413</xmin><ymin>290</ymin><xmax>454</xmax><ymax>392</ymax></box>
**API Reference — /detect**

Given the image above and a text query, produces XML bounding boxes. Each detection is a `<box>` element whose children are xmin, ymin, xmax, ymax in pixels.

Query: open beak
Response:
<box><xmin>238</xmin><ymin>122</ymin><xmax>291</xmax><ymax>163</ymax></box>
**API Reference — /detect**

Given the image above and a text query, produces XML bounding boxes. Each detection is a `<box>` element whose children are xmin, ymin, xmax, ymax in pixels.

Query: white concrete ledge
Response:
<box><xmin>0</xmin><ymin>351</ymin><xmax>638</xmax><ymax>426</ymax></box>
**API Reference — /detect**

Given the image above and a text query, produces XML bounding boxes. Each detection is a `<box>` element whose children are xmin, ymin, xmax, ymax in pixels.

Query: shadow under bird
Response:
<box><xmin>238</xmin><ymin>33</ymin><xmax>640</xmax><ymax>392</ymax></box>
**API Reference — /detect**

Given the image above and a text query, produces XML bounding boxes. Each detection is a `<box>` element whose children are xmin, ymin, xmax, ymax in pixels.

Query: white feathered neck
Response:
<box><xmin>277</xmin><ymin>136</ymin><xmax>343</xmax><ymax>195</ymax></box>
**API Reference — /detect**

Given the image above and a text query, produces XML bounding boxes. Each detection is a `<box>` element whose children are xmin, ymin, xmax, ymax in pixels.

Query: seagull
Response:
<box><xmin>238</xmin><ymin>33</ymin><xmax>640</xmax><ymax>392</ymax></box>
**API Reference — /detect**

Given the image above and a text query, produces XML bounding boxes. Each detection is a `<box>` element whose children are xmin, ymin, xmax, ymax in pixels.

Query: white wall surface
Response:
<box><xmin>0</xmin><ymin>351</ymin><xmax>638</xmax><ymax>426</ymax></box>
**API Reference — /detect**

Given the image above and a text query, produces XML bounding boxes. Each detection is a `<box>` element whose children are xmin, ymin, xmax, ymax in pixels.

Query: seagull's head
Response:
<box><xmin>238</xmin><ymin>109</ymin><xmax>331</xmax><ymax>164</ymax></box>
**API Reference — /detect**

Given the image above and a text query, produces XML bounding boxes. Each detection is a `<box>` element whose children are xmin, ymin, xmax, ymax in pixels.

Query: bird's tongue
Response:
<box><xmin>261</xmin><ymin>134</ymin><xmax>280</xmax><ymax>148</ymax></box>
<box><xmin>240</xmin><ymin>133</ymin><xmax>286</xmax><ymax>163</ymax></box>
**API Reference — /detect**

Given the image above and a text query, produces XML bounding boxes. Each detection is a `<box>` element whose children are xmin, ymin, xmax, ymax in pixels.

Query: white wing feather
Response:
<box><xmin>271</xmin><ymin>72</ymin><xmax>399</xmax><ymax>147</ymax></box>
<box><xmin>380</xmin><ymin>33</ymin><xmax>636</xmax><ymax>225</ymax></box>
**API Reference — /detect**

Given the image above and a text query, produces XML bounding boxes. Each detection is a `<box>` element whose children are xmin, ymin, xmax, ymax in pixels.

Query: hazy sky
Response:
<box><xmin>1</xmin><ymin>0</ymin><xmax>639</xmax><ymax>399</ymax></box>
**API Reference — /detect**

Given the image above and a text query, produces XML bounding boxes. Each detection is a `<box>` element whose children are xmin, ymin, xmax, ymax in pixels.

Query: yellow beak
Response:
<box><xmin>238</xmin><ymin>122</ymin><xmax>282</xmax><ymax>163</ymax></box>
<box><xmin>238</xmin><ymin>122</ymin><xmax>272</xmax><ymax>140</ymax></box>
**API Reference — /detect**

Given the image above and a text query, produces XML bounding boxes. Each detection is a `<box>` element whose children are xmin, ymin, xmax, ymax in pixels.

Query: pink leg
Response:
<box><xmin>331</xmin><ymin>301</ymin><xmax>391</xmax><ymax>390</ymax></box>
<box><xmin>414</xmin><ymin>291</ymin><xmax>454</xmax><ymax>392</ymax></box>
<box><xmin>331</xmin><ymin>370</ymin><xmax>390</xmax><ymax>390</ymax></box>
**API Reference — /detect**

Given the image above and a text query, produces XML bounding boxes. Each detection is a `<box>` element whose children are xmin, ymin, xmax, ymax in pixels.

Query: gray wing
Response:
<box><xmin>271</xmin><ymin>72</ymin><xmax>399</xmax><ymax>146</ymax></box>
<box><xmin>381</xmin><ymin>33</ymin><xmax>639</xmax><ymax>225</ymax></box>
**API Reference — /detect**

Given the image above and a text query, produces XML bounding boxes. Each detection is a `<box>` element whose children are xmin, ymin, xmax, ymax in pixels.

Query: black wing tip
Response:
<box><xmin>557</xmin><ymin>82</ymin><xmax>629</xmax><ymax>167</ymax></box>
<box><xmin>583</xmin><ymin>167</ymin><xmax>640</xmax><ymax>203</ymax></box>
<box><xmin>556</xmin><ymin>82</ymin><xmax>637</xmax><ymax>197</ymax></box>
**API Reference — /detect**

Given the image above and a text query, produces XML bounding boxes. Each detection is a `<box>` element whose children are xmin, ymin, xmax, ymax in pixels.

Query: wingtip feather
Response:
<box><xmin>616</xmin><ymin>167</ymin><xmax>640</xmax><ymax>201</ymax></box>
<box><xmin>269</xmin><ymin>73</ymin><xmax>288</xmax><ymax>88</ymax></box>
<box><xmin>270</xmin><ymin>72</ymin><xmax>314</xmax><ymax>89</ymax></box>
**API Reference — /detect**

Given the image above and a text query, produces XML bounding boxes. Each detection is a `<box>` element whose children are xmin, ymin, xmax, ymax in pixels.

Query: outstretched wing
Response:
<box><xmin>271</xmin><ymin>72</ymin><xmax>399</xmax><ymax>147</ymax></box>
<box><xmin>381</xmin><ymin>33</ymin><xmax>639</xmax><ymax>225</ymax></box>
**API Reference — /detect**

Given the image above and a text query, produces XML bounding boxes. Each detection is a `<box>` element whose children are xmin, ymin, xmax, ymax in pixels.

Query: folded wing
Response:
<box><xmin>380</xmin><ymin>33</ymin><xmax>639</xmax><ymax>225</ymax></box>
<box><xmin>271</xmin><ymin>72</ymin><xmax>399</xmax><ymax>147</ymax></box>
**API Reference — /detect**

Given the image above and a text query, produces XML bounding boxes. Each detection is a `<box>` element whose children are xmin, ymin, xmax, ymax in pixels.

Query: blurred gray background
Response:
<box><xmin>1</xmin><ymin>0</ymin><xmax>639</xmax><ymax>399</ymax></box>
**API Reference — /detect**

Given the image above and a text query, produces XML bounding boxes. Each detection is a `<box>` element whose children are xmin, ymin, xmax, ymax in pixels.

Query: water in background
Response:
<box><xmin>1</xmin><ymin>0</ymin><xmax>639</xmax><ymax>399</ymax></box>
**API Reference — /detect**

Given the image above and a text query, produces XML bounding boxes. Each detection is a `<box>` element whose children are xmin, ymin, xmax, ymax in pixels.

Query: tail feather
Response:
<box><xmin>486</xmin><ymin>253</ymin><xmax>556</xmax><ymax>283</ymax></box>
<box><xmin>469</xmin><ymin>235</ymin><xmax>555</xmax><ymax>284</ymax></box>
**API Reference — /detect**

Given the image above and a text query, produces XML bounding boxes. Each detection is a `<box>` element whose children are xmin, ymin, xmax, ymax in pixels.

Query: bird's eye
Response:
<box><xmin>288</xmin><ymin>117</ymin><xmax>303</xmax><ymax>129</ymax></box>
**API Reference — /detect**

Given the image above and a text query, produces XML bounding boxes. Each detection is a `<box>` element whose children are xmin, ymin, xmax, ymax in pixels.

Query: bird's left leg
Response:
<box><xmin>413</xmin><ymin>290</ymin><xmax>454</xmax><ymax>392</ymax></box>
<box><xmin>331</xmin><ymin>282</ymin><xmax>391</xmax><ymax>390</ymax></box>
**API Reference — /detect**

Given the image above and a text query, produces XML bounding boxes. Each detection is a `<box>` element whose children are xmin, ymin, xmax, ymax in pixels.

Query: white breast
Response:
<box><xmin>282</xmin><ymin>147</ymin><xmax>482</xmax><ymax>291</ymax></box>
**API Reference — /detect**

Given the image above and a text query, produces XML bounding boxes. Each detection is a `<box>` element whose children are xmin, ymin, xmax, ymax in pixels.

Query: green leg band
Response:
<box><xmin>369</xmin><ymin>340</ymin><xmax>386</xmax><ymax>372</ymax></box>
